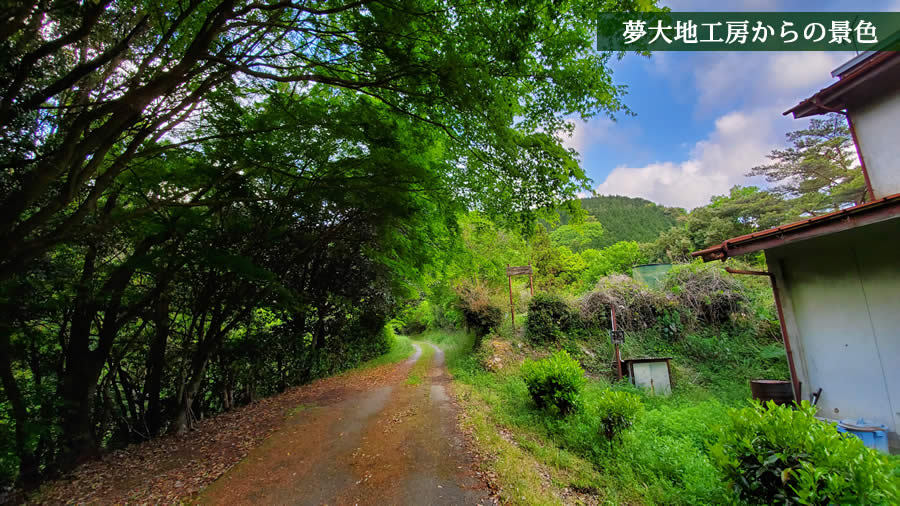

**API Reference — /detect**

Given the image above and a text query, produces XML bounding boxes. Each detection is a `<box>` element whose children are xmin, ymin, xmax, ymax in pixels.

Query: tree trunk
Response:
<box><xmin>171</xmin><ymin>324</ymin><xmax>222</xmax><ymax>435</ymax></box>
<box><xmin>58</xmin><ymin>244</ymin><xmax>101</xmax><ymax>464</ymax></box>
<box><xmin>144</xmin><ymin>294</ymin><xmax>169</xmax><ymax>436</ymax></box>
<box><xmin>0</xmin><ymin>327</ymin><xmax>40</xmax><ymax>486</ymax></box>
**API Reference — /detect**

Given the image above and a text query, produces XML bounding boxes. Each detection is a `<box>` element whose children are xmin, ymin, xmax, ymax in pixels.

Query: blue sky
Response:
<box><xmin>571</xmin><ymin>0</ymin><xmax>899</xmax><ymax>209</ymax></box>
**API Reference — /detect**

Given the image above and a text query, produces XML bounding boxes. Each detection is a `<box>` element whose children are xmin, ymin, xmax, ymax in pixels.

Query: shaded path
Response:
<box><xmin>200</xmin><ymin>342</ymin><xmax>491</xmax><ymax>505</ymax></box>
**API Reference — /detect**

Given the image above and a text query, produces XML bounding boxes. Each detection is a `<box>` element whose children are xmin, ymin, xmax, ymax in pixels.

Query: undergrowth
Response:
<box><xmin>357</xmin><ymin>326</ymin><xmax>414</xmax><ymax>369</ymax></box>
<box><xmin>414</xmin><ymin>265</ymin><xmax>891</xmax><ymax>505</ymax></box>
<box><xmin>426</xmin><ymin>328</ymin><xmax>790</xmax><ymax>505</ymax></box>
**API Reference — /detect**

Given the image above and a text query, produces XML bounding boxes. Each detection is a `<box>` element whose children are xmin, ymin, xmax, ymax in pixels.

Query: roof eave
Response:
<box><xmin>783</xmin><ymin>51</ymin><xmax>900</xmax><ymax>119</ymax></box>
<box><xmin>692</xmin><ymin>194</ymin><xmax>900</xmax><ymax>262</ymax></box>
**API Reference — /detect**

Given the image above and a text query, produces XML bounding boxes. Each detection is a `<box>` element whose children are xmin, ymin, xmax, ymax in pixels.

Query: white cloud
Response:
<box><xmin>692</xmin><ymin>52</ymin><xmax>848</xmax><ymax>112</ymax></box>
<box><xmin>767</xmin><ymin>52</ymin><xmax>847</xmax><ymax>92</ymax></box>
<box><xmin>561</xmin><ymin>118</ymin><xmax>612</xmax><ymax>154</ymax></box>
<box><xmin>594</xmin><ymin>107</ymin><xmax>781</xmax><ymax>208</ymax></box>
<box><xmin>592</xmin><ymin>51</ymin><xmax>855</xmax><ymax>208</ymax></box>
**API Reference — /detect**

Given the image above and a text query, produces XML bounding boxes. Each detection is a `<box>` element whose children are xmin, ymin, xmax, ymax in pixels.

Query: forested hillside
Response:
<box><xmin>555</xmin><ymin>195</ymin><xmax>679</xmax><ymax>248</ymax></box>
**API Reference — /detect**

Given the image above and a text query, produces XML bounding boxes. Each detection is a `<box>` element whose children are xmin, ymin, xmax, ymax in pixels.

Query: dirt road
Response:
<box><xmin>200</xmin><ymin>342</ymin><xmax>492</xmax><ymax>505</ymax></box>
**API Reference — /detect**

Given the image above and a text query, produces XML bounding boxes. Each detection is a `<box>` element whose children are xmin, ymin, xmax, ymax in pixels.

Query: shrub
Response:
<box><xmin>656</xmin><ymin>308</ymin><xmax>683</xmax><ymax>341</ymax></box>
<box><xmin>521</xmin><ymin>350</ymin><xmax>586</xmax><ymax>415</ymax></box>
<box><xmin>427</xmin><ymin>281</ymin><xmax>465</xmax><ymax>329</ymax></box>
<box><xmin>664</xmin><ymin>263</ymin><xmax>747</xmax><ymax>325</ymax></box>
<box><xmin>578</xmin><ymin>275</ymin><xmax>670</xmax><ymax>331</ymax></box>
<box><xmin>525</xmin><ymin>293</ymin><xmax>578</xmax><ymax>343</ymax></box>
<box><xmin>454</xmin><ymin>279</ymin><xmax>503</xmax><ymax>345</ymax></box>
<box><xmin>596</xmin><ymin>390</ymin><xmax>643</xmax><ymax>443</ymax></box>
<box><xmin>709</xmin><ymin>401</ymin><xmax>899</xmax><ymax>505</ymax></box>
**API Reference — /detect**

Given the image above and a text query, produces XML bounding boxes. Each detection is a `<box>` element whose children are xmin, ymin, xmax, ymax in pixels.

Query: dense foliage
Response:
<box><xmin>595</xmin><ymin>390</ymin><xmax>643</xmax><ymax>444</ymax></box>
<box><xmin>710</xmin><ymin>401</ymin><xmax>899</xmax><ymax>505</ymax></box>
<box><xmin>521</xmin><ymin>351</ymin><xmax>586</xmax><ymax>415</ymax></box>
<box><xmin>556</xmin><ymin>195</ymin><xmax>679</xmax><ymax>248</ymax></box>
<box><xmin>0</xmin><ymin>0</ymin><xmax>658</xmax><ymax>487</ymax></box>
<box><xmin>454</xmin><ymin>280</ymin><xmax>503</xmax><ymax>345</ymax></box>
<box><xmin>433</xmin><ymin>265</ymin><xmax>890</xmax><ymax>505</ymax></box>
<box><xmin>524</xmin><ymin>294</ymin><xmax>579</xmax><ymax>344</ymax></box>
<box><xmin>410</xmin><ymin>221</ymin><xmax>803</xmax><ymax>503</ymax></box>
<box><xmin>664</xmin><ymin>263</ymin><xmax>748</xmax><ymax>325</ymax></box>
<box><xmin>578</xmin><ymin>274</ymin><xmax>671</xmax><ymax>331</ymax></box>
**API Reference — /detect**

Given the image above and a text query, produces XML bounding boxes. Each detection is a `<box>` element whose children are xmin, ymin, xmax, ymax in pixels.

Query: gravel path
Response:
<box><xmin>199</xmin><ymin>341</ymin><xmax>491</xmax><ymax>505</ymax></box>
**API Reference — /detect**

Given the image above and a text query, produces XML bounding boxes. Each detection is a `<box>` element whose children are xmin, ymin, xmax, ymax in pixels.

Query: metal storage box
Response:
<box><xmin>623</xmin><ymin>357</ymin><xmax>673</xmax><ymax>395</ymax></box>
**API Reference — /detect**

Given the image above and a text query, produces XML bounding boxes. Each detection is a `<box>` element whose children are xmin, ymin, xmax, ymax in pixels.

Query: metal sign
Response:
<box><xmin>609</xmin><ymin>329</ymin><xmax>625</xmax><ymax>345</ymax></box>
<box><xmin>506</xmin><ymin>265</ymin><xmax>533</xmax><ymax>276</ymax></box>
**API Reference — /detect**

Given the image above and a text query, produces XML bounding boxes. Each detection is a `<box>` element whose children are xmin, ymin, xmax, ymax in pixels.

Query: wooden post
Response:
<box><xmin>612</xmin><ymin>305</ymin><xmax>622</xmax><ymax>381</ymax></box>
<box><xmin>528</xmin><ymin>263</ymin><xmax>534</xmax><ymax>296</ymax></box>
<box><xmin>507</xmin><ymin>263</ymin><xmax>515</xmax><ymax>329</ymax></box>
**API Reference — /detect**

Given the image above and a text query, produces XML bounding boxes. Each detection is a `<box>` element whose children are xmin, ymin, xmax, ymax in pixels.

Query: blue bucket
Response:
<box><xmin>836</xmin><ymin>418</ymin><xmax>889</xmax><ymax>453</ymax></box>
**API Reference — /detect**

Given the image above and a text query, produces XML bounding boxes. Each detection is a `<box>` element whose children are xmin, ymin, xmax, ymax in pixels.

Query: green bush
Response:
<box><xmin>709</xmin><ymin>401</ymin><xmax>899</xmax><ymax>505</ymax></box>
<box><xmin>620</xmin><ymin>399</ymin><xmax>733</xmax><ymax>503</ymax></box>
<box><xmin>521</xmin><ymin>350</ymin><xmax>586</xmax><ymax>415</ymax></box>
<box><xmin>525</xmin><ymin>293</ymin><xmax>578</xmax><ymax>343</ymax></box>
<box><xmin>656</xmin><ymin>308</ymin><xmax>683</xmax><ymax>341</ymax></box>
<box><xmin>454</xmin><ymin>280</ymin><xmax>503</xmax><ymax>344</ymax></box>
<box><xmin>596</xmin><ymin>390</ymin><xmax>643</xmax><ymax>442</ymax></box>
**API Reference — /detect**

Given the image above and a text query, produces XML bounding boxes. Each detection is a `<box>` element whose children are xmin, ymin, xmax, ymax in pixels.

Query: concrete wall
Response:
<box><xmin>766</xmin><ymin>218</ymin><xmax>900</xmax><ymax>451</ymax></box>
<box><xmin>849</xmin><ymin>86</ymin><xmax>900</xmax><ymax>199</ymax></box>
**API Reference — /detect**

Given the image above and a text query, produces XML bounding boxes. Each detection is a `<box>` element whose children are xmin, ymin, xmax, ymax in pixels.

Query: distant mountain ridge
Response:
<box><xmin>558</xmin><ymin>195</ymin><xmax>679</xmax><ymax>248</ymax></box>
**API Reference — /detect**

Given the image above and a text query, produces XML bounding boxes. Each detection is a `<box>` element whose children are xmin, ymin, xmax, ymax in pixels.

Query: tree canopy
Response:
<box><xmin>747</xmin><ymin>113</ymin><xmax>868</xmax><ymax>215</ymax></box>
<box><xmin>0</xmin><ymin>0</ymin><xmax>659</xmax><ymax>488</ymax></box>
<box><xmin>555</xmin><ymin>195</ymin><xmax>679</xmax><ymax>248</ymax></box>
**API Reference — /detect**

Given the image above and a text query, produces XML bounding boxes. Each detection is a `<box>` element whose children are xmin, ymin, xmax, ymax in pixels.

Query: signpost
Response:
<box><xmin>506</xmin><ymin>264</ymin><xmax>534</xmax><ymax>329</ymax></box>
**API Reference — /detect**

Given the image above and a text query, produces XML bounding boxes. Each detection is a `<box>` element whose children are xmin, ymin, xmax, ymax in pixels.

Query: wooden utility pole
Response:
<box><xmin>611</xmin><ymin>305</ymin><xmax>623</xmax><ymax>381</ymax></box>
<box><xmin>508</xmin><ymin>263</ymin><xmax>515</xmax><ymax>328</ymax></box>
<box><xmin>528</xmin><ymin>263</ymin><xmax>534</xmax><ymax>296</ymax></box>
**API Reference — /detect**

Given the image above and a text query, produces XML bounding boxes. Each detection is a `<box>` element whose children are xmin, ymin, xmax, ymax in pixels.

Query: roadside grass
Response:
<box><xmin>358</xmin><ymin>332</ymin><xmax>414</xmax><ymax>370</ymax></box>
<box><xmin>405</xmin><ymin>341</ymin><xmax>435</xmax><ymax>385</ymax></box>
<box><xmin>426</xmin><ymin>330</ymin><xmax>741</xmax><ymax>505</ymax></box>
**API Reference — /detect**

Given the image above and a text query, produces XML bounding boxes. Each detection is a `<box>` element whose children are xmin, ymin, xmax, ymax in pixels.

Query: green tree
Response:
<box><xmin>685</xmin><ymin>185</ymin><xmax>792</xmax><ymax>249</ymax></box>
<box><xmin>1</xmin><ymin>0</ymin><xmax>664</xmax><ymax>485</ymax></box>
<box><xmin>531</xmin><ymin>225</ymin><xmax>568</xmax><ymax>291</ymax></box>
<box><xmin>644</xmin><ymin>227</ymin><xmax>694</xmax><ymax>263</ymax></box>
<box><xmin>580</xmin><ymin>241</ymin><xmax>646</xmax><ymax>288</ymax></box>
<box><xmin>550</xmin><ymin>221</ymin><xmax>605</xmax><ymax>252</ymax></box>
<box><xmin>747</xmin><ymin>113</ymin><xmax>867</xmax><ymax>215</ymax></box>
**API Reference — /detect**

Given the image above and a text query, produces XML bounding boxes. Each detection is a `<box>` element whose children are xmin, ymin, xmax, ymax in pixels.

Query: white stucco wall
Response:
<box><xmin>849</xmin><ymin>86</ymin><xmax>900</xmax><ymax>199</ymax></box>
<box><xmin>766</xmin><ymin>218</ymin><xmax>900</xmax><ymax>450</ymax></box>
